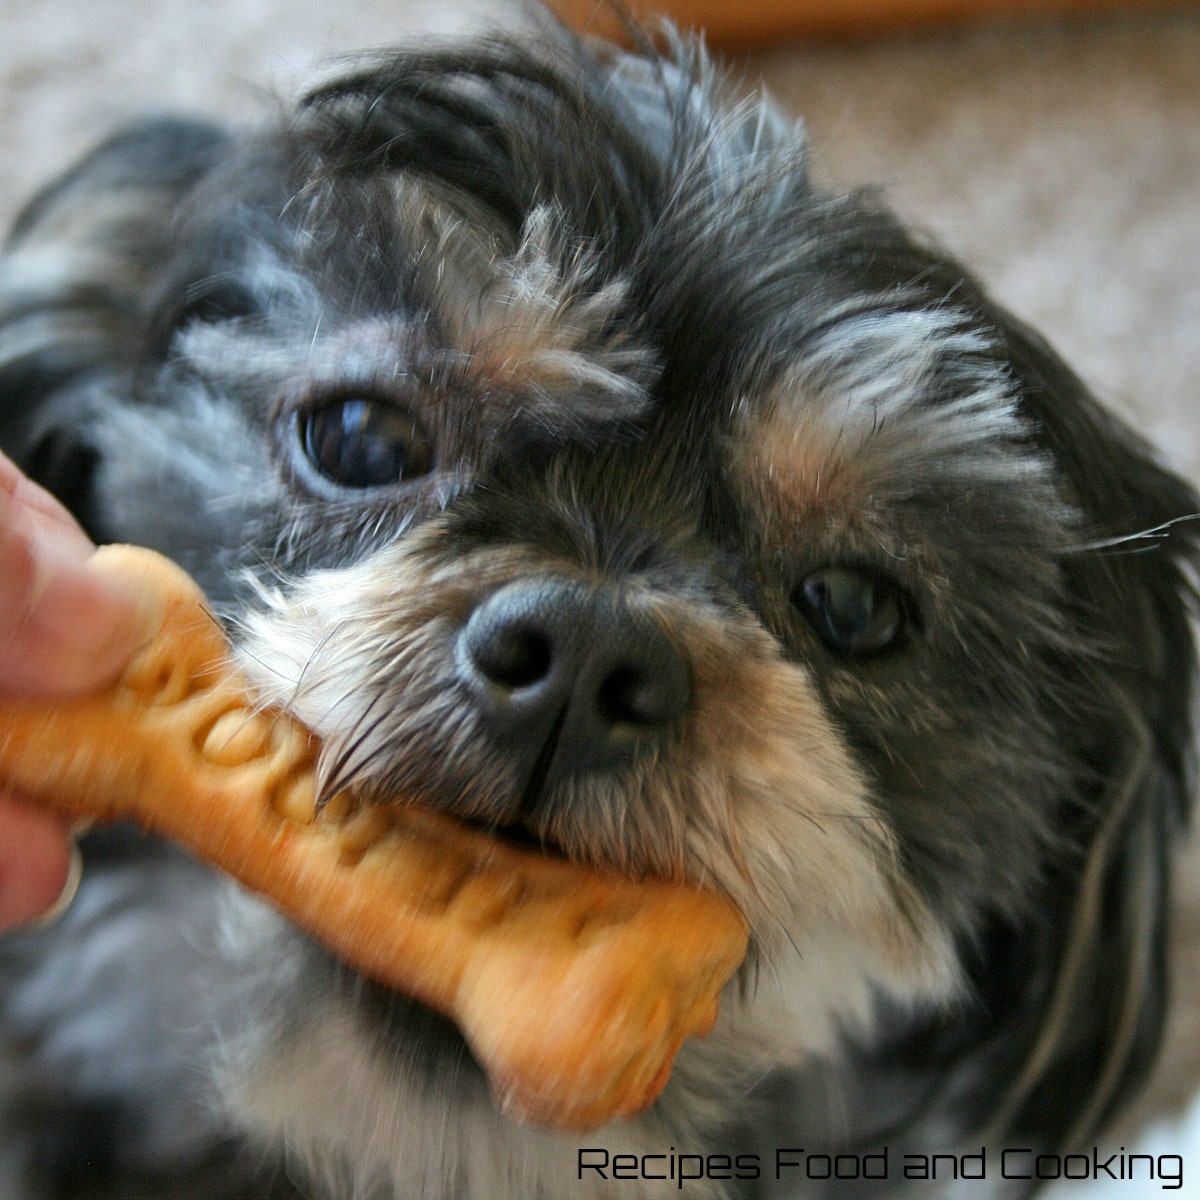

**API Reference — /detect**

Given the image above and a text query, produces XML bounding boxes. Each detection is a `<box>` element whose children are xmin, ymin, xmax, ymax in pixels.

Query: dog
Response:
<box><xmin>1</xmin><ymin>17</ymin><xmax>1197</xmax><ymax>1200</ymax></box>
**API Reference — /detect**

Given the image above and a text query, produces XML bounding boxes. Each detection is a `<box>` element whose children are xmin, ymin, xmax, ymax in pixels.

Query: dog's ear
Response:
<box><xmin>954</xmin><ymin>318</ymin><xmax>1200</xmax><ymax>1153</ymax></box>
<box><xmin>0</xmin><ymin>118</ymin><xmax>227</xmax><ymax>537</ymax></box>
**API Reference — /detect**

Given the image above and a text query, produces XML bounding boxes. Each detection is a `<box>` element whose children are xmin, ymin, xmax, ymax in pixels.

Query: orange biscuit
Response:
<box><xmin>0</xmin><ymin>545</ymin><xmax>748</xmax><ymax>1130</ymax></box>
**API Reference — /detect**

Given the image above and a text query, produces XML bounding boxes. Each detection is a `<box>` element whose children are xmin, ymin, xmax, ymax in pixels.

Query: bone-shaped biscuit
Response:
<box><xmin>0</xmin><ymin>544</ymin><xmax>748</xmax><ymax>1131</ymax></box>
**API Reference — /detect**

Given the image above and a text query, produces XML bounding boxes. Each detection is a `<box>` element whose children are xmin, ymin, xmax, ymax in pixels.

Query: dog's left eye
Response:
<box><xmin>298</xmin><ymin>398</ymin><xmax>433</xmax><ymax>489</ymax></box>
<box><xmin>792</xmin><ymin>567</ymin><xmax>910</xmax><ymax>656</ymax></box>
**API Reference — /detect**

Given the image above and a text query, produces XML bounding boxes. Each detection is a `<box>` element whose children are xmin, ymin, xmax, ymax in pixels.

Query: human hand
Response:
<box><xmin>0</xmin><ymin>450</ymin><xmax>153</xmax><ymax>929</ymax></box>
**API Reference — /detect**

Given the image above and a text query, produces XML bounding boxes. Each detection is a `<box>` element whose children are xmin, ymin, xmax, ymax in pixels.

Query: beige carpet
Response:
<box><xmin>3</xmin><ymin>3</ymin><xmax>1199</xmax><ymax>1194</ymax></box>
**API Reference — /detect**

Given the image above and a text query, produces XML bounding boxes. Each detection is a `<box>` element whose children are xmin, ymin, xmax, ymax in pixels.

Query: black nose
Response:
<box><xmin>457</xmin><ymin>579</ymin><xmax>691</xmax><ymax>781</ymax></box>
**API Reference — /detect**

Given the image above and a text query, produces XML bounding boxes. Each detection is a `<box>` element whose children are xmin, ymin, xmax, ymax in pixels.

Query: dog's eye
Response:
<box><xmin>298</xmin><ymin>398</ymin><xmax>433</xmax><ymax>489</ymax></box>
<box><xmin>792</xmin><ymin>567</ymin><xmax>910</xmax><ymax>656</ymax></box>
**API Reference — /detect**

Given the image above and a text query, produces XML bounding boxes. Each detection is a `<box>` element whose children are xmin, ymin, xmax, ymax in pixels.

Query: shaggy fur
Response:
<box><xmin>1</xmin><ymin>21</ymin><xmax>1197</xmax><ymax>1200</ymax></box>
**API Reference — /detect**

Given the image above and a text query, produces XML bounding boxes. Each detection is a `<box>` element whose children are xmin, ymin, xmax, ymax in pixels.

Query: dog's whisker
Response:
<box><xmin>1065</xmin><ymin>511</ymin><xmax>1200</xmax><ymax>555</ymax></box>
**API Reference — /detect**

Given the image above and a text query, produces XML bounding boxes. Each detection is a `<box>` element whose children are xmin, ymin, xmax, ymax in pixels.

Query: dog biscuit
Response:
<box><xmin>0</xmin><ymin>544</ymin><xmax>748</xmax><ymax>1130</ymax></box>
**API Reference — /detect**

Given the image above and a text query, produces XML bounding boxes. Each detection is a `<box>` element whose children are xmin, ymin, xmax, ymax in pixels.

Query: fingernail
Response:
<box><xmin>33</xmin><ymin>841</ymin><xmax>83</xmax><ymax>928</ymax></box>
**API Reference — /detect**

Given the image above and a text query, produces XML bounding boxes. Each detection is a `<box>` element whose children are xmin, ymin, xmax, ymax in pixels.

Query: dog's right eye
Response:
<box><xmin>297</xmin><ymin>398</ymin><xmax>433</xmax><ymax>489</ymax></box>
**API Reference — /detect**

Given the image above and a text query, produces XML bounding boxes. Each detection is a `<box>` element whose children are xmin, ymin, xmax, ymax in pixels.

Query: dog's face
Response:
<box><xmin>2</xmin><ymin>29</ymin><xmax>1198</xmax><ymax>1200</ymax></box>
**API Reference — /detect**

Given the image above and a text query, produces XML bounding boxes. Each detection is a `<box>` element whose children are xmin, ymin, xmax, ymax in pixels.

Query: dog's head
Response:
<box><xmin>2</xmin><ymin>25</ymin><xmax>1197</xmax><ymax>1183</ymax></box>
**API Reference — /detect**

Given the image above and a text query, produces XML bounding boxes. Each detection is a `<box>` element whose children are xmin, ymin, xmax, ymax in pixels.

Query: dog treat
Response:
<box><xmin>0</xmin><ymin>545</ymin><xmax>748</xmax><ymax>1130</ymax></box>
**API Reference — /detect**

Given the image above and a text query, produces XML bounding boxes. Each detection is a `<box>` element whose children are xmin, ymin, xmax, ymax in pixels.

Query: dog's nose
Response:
<box><xmin>458</xmin><ymin>579</ymin><xmax>690</xmax><ymax>781</ymax></box>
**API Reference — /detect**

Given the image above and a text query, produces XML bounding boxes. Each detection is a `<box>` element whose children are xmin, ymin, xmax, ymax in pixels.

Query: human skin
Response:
<box><xmin>0</xmin><ymin>450</ymin><xmax>152</xmax><ymax>929</ymax></box>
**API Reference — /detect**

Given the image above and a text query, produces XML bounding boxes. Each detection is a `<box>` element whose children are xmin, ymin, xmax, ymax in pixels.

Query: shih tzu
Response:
<box><xmin>1</xmin><ymin>15</ymin><xmax>1198</xmax><ymax>1200</ymax></box>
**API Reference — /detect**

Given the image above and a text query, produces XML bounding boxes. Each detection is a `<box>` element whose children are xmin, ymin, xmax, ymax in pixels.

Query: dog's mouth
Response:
<box><xmin>358</xmin><ymin>704</ymin><xmax>589</xmax><ymax>866</ymax></box>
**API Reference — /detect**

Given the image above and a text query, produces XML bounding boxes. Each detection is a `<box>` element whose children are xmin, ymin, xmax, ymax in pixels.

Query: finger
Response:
<box><xmin>0</xmin><ymin>470</ymin><xmax>158</xmax><ymax>696</ymax></box>
<box><xmin>0</xmin><ymin>451</ymin><xmax>92</xmax><ymax>547</ymax></box>
<box><xmin>0</xmin><ymin>792</ymin><xmax>78</xmax><ymax>931</ymax></box>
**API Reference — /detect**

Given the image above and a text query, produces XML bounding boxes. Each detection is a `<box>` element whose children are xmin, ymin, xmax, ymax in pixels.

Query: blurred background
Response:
<box><xmin>2</xmin><ymin>1</ymin><xmax>1198</xmax><ymax>1194</ymax></box>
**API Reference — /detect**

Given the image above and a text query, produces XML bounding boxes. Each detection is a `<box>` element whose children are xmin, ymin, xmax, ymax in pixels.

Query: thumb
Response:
<box><xmin>0</xmin><ymin>455</ymin><xmax>156</xmax><ymax>695</ymax></box>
